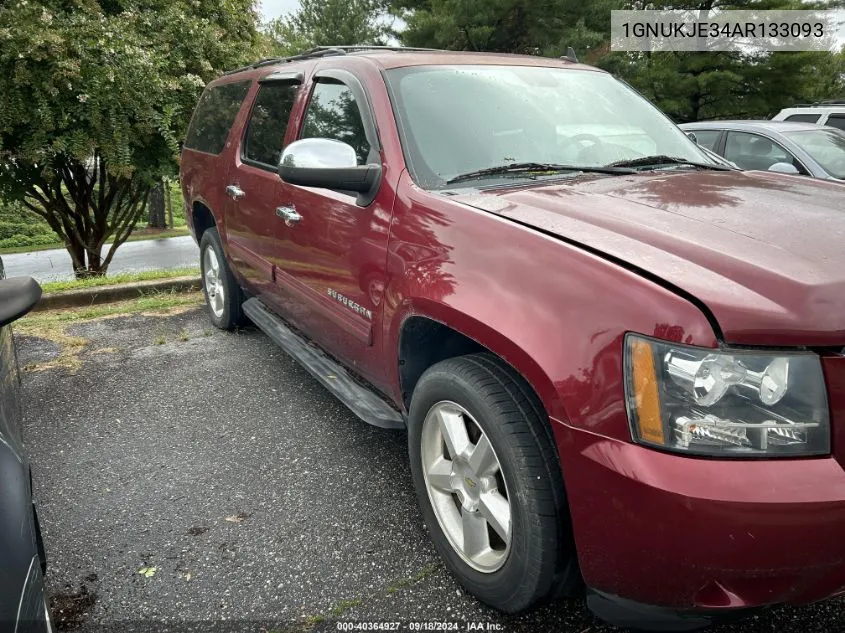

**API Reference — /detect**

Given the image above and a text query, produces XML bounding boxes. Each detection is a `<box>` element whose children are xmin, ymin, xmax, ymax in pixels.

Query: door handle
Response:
<box><xmin>276</xmin><ymin>205</ymin><xmax>302</xmax><ymax>225</ymax></box>
<box><xmin>226</xmin><ymin>185</ymin><xmax>246</xmax><ymax>200</ymax></box>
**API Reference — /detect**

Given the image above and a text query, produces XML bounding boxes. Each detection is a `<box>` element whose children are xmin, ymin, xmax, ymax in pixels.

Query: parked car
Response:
<box><xmin>680</xmin><ymin>120</ymin><xmax>845</xmax><ymax>181</ymax></box>
<box><xmin>0</xmin><ymin>256</ymin><xmax>50</xmax><ymax>632</ymax></box>
<box><xmin>772</xmin><ymin>100</ymin><xmax>845</xmax><ymax>130</ymax></box>
<box><xmin>181</xmin><ymin>47</ymin><xmax>845</xmax><ymax>631</ymax></box>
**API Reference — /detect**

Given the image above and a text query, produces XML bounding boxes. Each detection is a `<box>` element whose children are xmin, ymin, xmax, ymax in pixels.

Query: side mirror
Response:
<box><xmin>278</xmin><ymin>138</ymin><xmax>381</xmax><ymax>206</ymax></box>
<box><xmin>686</xmin><ymin>131</ymin><xmax>698</xmax><ymax>143</ymax></box>
<box><xmin>0</xmin><ymin>277</ymin><xmax>42</xmax><ymax>327</ymax></box>
<box><xmin>768</xmin><ymin>162</ymin><xmax>800</xmax><ymax>175</ymax></box>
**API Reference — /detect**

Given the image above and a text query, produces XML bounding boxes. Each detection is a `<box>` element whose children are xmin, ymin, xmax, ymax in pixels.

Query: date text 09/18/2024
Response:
<box><xmin>334</xmin><ymin>623</ymin><xmax>503</xmax><ymax>631</ymax></box>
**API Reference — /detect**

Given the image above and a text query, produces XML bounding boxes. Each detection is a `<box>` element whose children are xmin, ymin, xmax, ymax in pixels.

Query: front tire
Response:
<box><xmin>199</xmin><ymin>227</ymin><xmax>243</xmax><ymax>330</ymax></box>
<box><xmin>408</xmin><ymin>353</ymin><xmax>580</xmax><ymax>613</ymax></box>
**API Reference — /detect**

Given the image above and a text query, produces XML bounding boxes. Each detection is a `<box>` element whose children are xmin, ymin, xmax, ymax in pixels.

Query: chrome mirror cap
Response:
<box><xmin>279</xmin><ymin>138</ymin><xmax>358</xmax><ymax>170</ymax></box>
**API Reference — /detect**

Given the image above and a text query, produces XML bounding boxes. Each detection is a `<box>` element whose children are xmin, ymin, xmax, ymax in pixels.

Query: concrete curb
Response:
<box><xmin>34</xmin><ymin>276</ymin><xmax>202</xmax><ymax>312</ymax></box>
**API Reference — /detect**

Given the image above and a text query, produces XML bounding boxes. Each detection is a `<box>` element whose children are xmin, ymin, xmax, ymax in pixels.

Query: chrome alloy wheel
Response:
<box><xmin>203</xmin><ymin>247</ymin><xmax>225</xmax><ymax>318</ymax></box>
<box><xmin>420</xmin><ymin>401</ymin><xmax>512</xmax><ymax>573</ymax></box>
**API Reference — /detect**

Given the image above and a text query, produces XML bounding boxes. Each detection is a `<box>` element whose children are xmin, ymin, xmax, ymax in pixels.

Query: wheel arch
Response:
<box><xmin>191</xmin><ymin>199</ymin><xmax>218</xmax><ymax>243</ymax></box>
<box><xmin>393</xmin><ymin>299</ymin><xmax>570</xmax><ymax>425</ymax></box>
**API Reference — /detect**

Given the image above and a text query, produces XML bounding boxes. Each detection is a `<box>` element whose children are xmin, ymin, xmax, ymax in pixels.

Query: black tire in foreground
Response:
<box><xmin>407</xmin><ymin>352</ymin><xmax>581</xmax><ymax>613</ymax></box>
<box><xmin>199</xmin><ymin>227</ymin><xmax>244</xmax><ymax>330</ymax></box>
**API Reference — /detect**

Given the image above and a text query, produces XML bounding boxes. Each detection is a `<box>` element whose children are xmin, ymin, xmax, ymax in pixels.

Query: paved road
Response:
<box><xmin>3</xmin><ymin>236</ymin><xmax>199</xmax><ymax>282</ymax></box>
<box><xmin>16</xmin><ymin>307</ymin><xmax>845</xmax><ymax>632</ymax></box>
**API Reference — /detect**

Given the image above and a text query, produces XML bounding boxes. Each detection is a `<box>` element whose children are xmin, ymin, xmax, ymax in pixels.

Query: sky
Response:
<box><xmin>259</xmin><ymin>0</ymin><xmax>300</xmax><ymax>22</ymax></box>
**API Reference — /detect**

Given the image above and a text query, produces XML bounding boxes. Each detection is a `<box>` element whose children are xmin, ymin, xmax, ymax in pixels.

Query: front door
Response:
<box><xmin>272</xmin><ymin>71</ymin><xmax>392</xmax><ymax>374</ymax></box>
<box><xmin>225</xmin><ymin>77</ymin><xmax>301</xmax><ymax>299</ymax></box>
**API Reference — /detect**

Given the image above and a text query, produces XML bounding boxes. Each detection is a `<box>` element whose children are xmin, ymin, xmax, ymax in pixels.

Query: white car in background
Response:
<box><xmin>773</xmin><ymin>101</ymin><xmax>845</xmax><ymax>131</ymax></box>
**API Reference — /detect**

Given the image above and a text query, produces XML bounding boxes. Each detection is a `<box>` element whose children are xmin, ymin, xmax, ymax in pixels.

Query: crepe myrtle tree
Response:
<box><xmin>265</xmin><ymin>0</ymin><xmax>390</xmax><ymax>56</ymax></box>
<box><xmin>0</xmin><ymin>0</ymin><xmax>262</xmax><ymax>277</ymax></box>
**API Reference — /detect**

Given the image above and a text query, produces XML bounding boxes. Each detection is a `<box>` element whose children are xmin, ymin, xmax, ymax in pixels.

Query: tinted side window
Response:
<box><xmin>244</xmin><ymin>82</ymin><xmax>299</xmax><ymax>167</ymax></box>
<box><xmin>724</xmin><ymin>132</ymin><xmax>797</xmax><ymax>171</ymax></box>
<box><xmin>784</xmin><ymin>114</ymin><xmax>821</xmax><ymax>123</ymax></box>
<box><xmin>300</xmin><ymin>81</ymin><xmax>371</xmax><ymax>165</ymax></box>
<box><xmin>184</xmin><ymin>81</ymin><xmax>251</xmax><ymax>154</ymax></box>
<box><xmin>690</xmin><ymin>130</ymin><xmax>721</xmax><ymax>151</ymax></box>
<box><xmin>826</xmin><ymin>115</ymin><xmax>845</xmax><ymax>131</ymax></box>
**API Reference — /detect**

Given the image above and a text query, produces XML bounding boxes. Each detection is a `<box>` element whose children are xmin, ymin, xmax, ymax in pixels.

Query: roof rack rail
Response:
<box><xmin>222</xmin><ymin>45</ymin><xmax>442</xmax><ymax>75</ymax></box>
<box><xmin>302</xmin><ymin>45</ymin><xmax>441</xmax><ymax>54</ymax></box>
<box><xmin>791</xmin><ymin>99</ymin><xmax>845</xmax><ymax>107</ymax></box>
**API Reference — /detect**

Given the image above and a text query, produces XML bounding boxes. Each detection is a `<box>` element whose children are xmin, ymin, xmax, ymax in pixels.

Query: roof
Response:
<box><xmin>221</xmin><ymin>45</ymin><xmax>594</xmax><ymax>78</ymax></box>
<box><xmin>679</xmin><ymin>120</ymin><xmax>827</xmax><ymax>133</ymax></box>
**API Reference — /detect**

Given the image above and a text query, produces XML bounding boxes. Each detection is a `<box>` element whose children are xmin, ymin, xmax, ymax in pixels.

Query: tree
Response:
<box><xmin>599</xmin><ymin>0</ymin><xmax>845</xmax><ymax>121</ymax></box>
<box><xmin>601</xmin><ymin>49</ymin><xmax>844</xmax><ymax>122</ymax></box>
<box><xmin>148</xmin><ymin>180</ymin><xmax>167</xmax><ymax>229</ymax></box>
<box><xmin>0</xmin><ymin>0</ymin><xmax>262</xmax><ymax>277</ymax></box>
<box><xmin>266</xmin><ymin>0</ymin><xmax>390</xmax><ymax>56</ymax></box>
<box><xmin>391</xmin><ymin>0</ymin><xmax>622</xmax><ymax>55</ymax></box>
<box><xmin>392</xmin><ymin>0</ymin><xmax>844</xmax><ymax>122</ymax></box>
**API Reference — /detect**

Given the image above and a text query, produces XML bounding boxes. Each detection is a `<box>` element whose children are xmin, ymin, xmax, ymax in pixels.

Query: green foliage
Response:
<box><xmin>0</xmin><ymin>199</ymin><xmax>56</xmax><ymax>249</ymax></box>
<box><xmin>265</xmin><ymin>0</ymin><xmax>389</xmax><ymax>55</ymax></box>
<box><xmin>1</xmin><ymin>179</ymin><xmax>187</xmax><ymax>251</ymax></box>
<box><xmin>599</xmin><ymin>0</ymin><xmax>845</xmax><ymax>122</ymax></box>
<box><xmin>0</xmin><ymin>0</ymin><xmax>262</xmax><ymax>275</ymax></box>
<box><xmin>393</xmin><ymin>0</ymin><xmax>845</xmax><ymax>122</ymax></box>
<box><xmin>602</xmin><ymin>49</ymin><xmax>845</xmax><ymax>122</ymax></box>
<box><xmin>392</xmin><ymin>0</ymin><xmax>620</xmax><ymax>54</ymax></box>
<box><xmin>1</xmin><ymin>0</ymin><xmax>261</xmax><ymax>179</ymax></box>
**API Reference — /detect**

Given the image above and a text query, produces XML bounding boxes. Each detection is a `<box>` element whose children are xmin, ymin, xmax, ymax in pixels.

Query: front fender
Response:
<box><xmin>384</xmin><ymin>173</ymin><xmax>717</xmax><ymax>442</ymax></box>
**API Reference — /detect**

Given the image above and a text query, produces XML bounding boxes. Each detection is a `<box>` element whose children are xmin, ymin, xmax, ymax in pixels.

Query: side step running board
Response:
<box><xmin>242</xmin><ymin>298</ymin><xmax>405</xmax><ymax>430</ymax></box>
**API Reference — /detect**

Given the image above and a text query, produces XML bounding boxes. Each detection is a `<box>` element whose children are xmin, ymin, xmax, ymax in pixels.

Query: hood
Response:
<box><xmin>450</xmin><ymin>170</ymin><xmax>845</xmax><ymax>346</ymax></box>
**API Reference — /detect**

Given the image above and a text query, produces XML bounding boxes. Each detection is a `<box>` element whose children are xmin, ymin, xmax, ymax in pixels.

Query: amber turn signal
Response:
<box><xmin>629</xmin><ymin>338</ymin><xmax>665</xmax><ymax>446</ymax></box>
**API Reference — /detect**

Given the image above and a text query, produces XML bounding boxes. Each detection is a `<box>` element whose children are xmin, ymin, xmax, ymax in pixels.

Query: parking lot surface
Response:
<box><xmin>17</xmin><ymin>305</ymin><xmax>845</xmax><ymax>632</ymax></box>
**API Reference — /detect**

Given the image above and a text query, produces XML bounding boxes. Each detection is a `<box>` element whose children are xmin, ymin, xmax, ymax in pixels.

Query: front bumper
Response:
<box><xmin>554</xmin><ymin>420</ymin><xmax>845</xmax><ymax>622</ymax></box>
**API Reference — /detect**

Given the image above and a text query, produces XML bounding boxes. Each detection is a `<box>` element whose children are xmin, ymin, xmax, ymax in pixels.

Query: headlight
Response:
<box><xmin>624</xmin><ymin>334</ymin><xmax>830</xmax><ymax>457</ymax></box>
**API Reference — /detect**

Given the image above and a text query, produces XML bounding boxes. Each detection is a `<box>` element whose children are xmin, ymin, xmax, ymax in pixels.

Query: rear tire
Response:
<box><xmin>408</xmin><ymin>353</ymin><xmax>580</xmax><ymax>613</ymax></box>
<box><xmin>199</xmin><ymin>227</ymin><xmax>244</xmax><ymax>330</ymax></box>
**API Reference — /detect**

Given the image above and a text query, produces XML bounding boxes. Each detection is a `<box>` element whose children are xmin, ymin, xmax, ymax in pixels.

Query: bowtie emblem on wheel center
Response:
<box><xmin>465</xmin><ymin>477</ymin><xmax>477</xmax><ymax>489</ymax></box>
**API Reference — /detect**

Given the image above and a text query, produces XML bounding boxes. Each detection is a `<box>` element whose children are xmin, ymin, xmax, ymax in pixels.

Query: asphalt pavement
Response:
<box><xmin>4</xmin><ymin>236</ymin><xmax>198</xmax><ymax>282</ymax></box>
<box><xmin>16</xmin><ymin>306</ymin><xmax>845</xmax><ymax>632</ymax></box>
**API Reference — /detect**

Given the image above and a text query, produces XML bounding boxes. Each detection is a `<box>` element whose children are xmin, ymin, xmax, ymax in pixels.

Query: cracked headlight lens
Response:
<box><xmin>624</xmin><ymin>334</ymin><xmax>830</xmax><ymax>457</ymax></box>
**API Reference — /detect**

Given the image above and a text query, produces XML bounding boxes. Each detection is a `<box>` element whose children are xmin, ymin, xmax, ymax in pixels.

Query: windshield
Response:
<box><xmin>783</xmin><ymin>128</ymin><xmax>845</xmax><ymax>180</ymax></box>
<box><xmin>385</xmin><ymin>65</ymin><xmax>714</xmax><ymax>189</ymax></box>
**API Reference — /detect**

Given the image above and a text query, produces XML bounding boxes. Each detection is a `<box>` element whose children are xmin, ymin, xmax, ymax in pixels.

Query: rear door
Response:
<box><xmin>271</xmin><ymin>69</ymin><xmax>391</xmax><ymax>373</ymax></box>
<box><xmin>225</xmin><ymin>73</ymin><xmax>302</xmax><ymax>299</ymax></box>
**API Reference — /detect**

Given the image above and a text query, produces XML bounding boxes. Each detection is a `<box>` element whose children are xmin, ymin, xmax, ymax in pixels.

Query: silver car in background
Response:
<box><xmin>679</xmin><ymin>120</ymin><xmax>845</xmax><ymax>182</ymax></box>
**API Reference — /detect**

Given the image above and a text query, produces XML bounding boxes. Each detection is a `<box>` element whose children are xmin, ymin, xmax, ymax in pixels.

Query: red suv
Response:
<box><xmin>180</xmin><ymin>46</ymin><xmax>845</xmax><ymax>630</ymax></box>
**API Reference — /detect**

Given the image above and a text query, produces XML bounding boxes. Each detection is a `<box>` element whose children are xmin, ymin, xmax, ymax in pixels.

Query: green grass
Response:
<box><xmin>295</xmin><ymin>563</ymin><xmax>444</xmax><ymax>632</ymax></box>
<box><xmin>385</xmin><ymin>563</ymin><xmax>441</xmax><ymax>594</ymax></box>
<box><xmin>40</xmin><ymin>267</ymin><xmax>200</xmax><ymax>293</ymax></box>
<box><xmin>20</xmin><ymin>291</ymin><xmax>205</xmax><ymax>327</ymax></box>
<box><xmin>15</xmin><ymin>290</ymin><xmax>205</xmax><ymax>373</ymax></box>
<box><xmin>329</xmin><ymin>599</ymin><xmax>363</xmax><ymax>617</ymax></box>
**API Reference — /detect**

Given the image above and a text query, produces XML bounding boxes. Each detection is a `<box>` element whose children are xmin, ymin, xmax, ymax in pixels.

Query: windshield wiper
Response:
<box><xmin>607</xmin><ymin>155</ymin><xmax>732</xmax><ymax>171</ymax></box>
<box><xmin>445</xmin><ymin>162</ymin><xmax>635</xmax><ymax>185</ymax></box>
